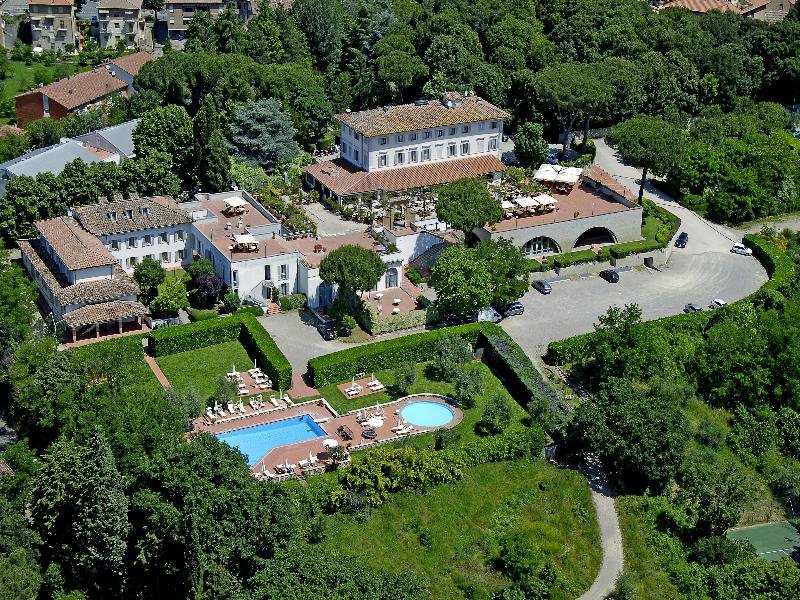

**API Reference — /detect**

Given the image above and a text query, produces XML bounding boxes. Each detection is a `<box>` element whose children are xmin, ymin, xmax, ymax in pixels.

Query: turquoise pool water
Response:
<box><xmin>401</xmin><ymin>401</ymin><xmax>455</xmax><ymax>427</ymax></box>
<box><xmin>216</xmin><ymin>415</ymin><xmax>326</xmax><ymax>467</ymax></box>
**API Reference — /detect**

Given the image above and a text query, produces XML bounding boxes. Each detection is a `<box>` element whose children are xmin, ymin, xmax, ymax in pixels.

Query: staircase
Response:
<box><xmin>266</xmin><ymin>301</ymin><xmax>281</xmax><ymax>316</ymax></box>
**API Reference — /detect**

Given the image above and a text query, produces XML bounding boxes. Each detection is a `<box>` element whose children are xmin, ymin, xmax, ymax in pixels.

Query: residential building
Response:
<box><xmin>163</xmin><ymin>0</ymin><xmax>230</xmax><ymax>41</ymax></box>
<box><xmin>17</xmin><ymin>215</ymin><xmax>147</xmax><ymax>342</ymax></box>
<box><xmin>474</xmin><ymin>165</ymin><xmax>643</xmax><ymax>258</ymax></box>
<box><xmin>662</xmin><ymin>0</ymin><xmax>795</xmax><ymax>19</ymax></box>
<box><xmin>304</xmin><ymin>92</ymin><xmax>509</xmax><ymax>203</ymax></box>
<box><xmin>72</xmin><ymin>194</ymin><xmax>193</xmax><ymax>272</ymax></box>
<box><xmin>15</xmin><ymin>52</ymin><xmax>153</xmax><ymax>125</ymax></box>
<box><xmin>0</xmin><ymin>119</ymin><xmax>138</xmax><ymax>194</ymax></box>
<box><xmin>96</xmin><ymin>0</ymin><xmax>145</xmax><ymax>48</ymax></box>
<box><xmin>29</xmin><ymin>0</ymin><xmax>79</xmax><ymax>52</ymax></box>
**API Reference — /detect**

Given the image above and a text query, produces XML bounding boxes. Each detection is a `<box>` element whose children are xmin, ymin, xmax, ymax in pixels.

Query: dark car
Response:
<box><xmin>502</xmin><ymin>302</ymin><xmax>525</xmax><ymax>317</ymax></box>
<box><xmin>683</xmin><ymin>303</ymin><xmax>704</xmax><ymax>313</ymax></box>
<box><xmin>599</xmin><ymin>269</ymin><xmax>619</xmax><ymax>283</ymax></box>
<box><xmin>675</xmin><ymin>232</ymin><xmax>689</xmax><ymax>248</ymax></box>
<box><xmin>531</xmin><ymin>280</ymin><xmax>552</xmax><ymax>295</ymax></box>
<box><xmin>317</xmin><ymin>322</ymin><xmax>336</xmax><ymax>341</ymax></box>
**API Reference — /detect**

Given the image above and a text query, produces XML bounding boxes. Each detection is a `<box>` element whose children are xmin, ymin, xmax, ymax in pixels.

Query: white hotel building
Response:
<box><xmin>304</xmin><ymin>92</ymin><xmax>509</xmax><ymax>202</ymax></box>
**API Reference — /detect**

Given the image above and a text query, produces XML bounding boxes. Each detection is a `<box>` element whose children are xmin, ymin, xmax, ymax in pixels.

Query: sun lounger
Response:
<box><xmin>391</xmin><ymin>424</ymin><xmax>405</xmax><ymax>432</ymax></box>
<box><xmin>270</xmin><ymin>397</ymin><xmax>280</xmax><ymax>408</ymax></box>
<box><xmin>283</xmin><ymin>395</ymin><xmax>294</xmax><ymax>406</ymax></box>
<box><xmin>396</xmin><ymin>425</ymin><xmax>414</xmax><ymax>435</ymax></box>
<box><xmin>314</xmin><ymin>417</ymin><xmax>331</xmax><ymax>424</ymax></box>
<box><xmin>249</xmin><ymin>399</ymin><xmax>258</xmax><ymax>411</ymax></box>
<box><xmin>369</xmin><ymin>382</ymin><xmax>385</xmax><ymax>391</ymax></box>
<box><xmin>345</xmin><ymin>387</ymin><xmax>359</xmax><ymax>397</ymax></box>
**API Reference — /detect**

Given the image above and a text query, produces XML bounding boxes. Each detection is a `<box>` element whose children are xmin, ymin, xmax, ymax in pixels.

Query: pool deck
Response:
<box><xmin>192</xmin><ymin>394</ymin><xmax>462</xmax><ymax>477</ymax></box>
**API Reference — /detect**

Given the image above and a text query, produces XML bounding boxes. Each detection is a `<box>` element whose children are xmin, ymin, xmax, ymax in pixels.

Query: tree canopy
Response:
<box><xmin>319</xmin><ymin>244</ymin><xmax>387</xmax><ymax>294</ymax></box>
<box><xmin>435</xmin><ymin>178</ymin><xmax>502</xmax><ymax>238</ymax></box>
<box><xmin>228</xmin><ymin>99</ymin><xmax>300</xmax><ymax>172</ymax></box>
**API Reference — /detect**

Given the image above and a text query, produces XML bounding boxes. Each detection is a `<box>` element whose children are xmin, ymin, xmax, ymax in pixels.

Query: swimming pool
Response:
<box><xmin>401</xmin><ymin>401</ymin><xmax>455</xmax><ymax>427</ymax></box>
<box><xmin>216</xmin><ymin>415</ymin><xmax>326</xmax><ymax>467</ymax></box>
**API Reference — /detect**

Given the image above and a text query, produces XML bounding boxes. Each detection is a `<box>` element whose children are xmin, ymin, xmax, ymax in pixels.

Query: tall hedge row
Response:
<box><xmin>148</xmin><ymin>314</ymin><xmax>292</xmax><ymax>390</ymax></box>
<box><xmin>308</xmin><ymin>322</ymin><xmax>496</xmax><ymax>387</ymax></box>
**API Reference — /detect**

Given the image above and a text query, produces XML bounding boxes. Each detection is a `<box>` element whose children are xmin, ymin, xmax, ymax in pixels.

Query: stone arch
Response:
<box><xmin>522</xmin><ymin>236</ymin><xmax>561</xmax><ymax>256</ymax></box>
<box><xmin>573</xmin><ymin>227</ymin><xmax>617</xmax><ymax>249</ymax></box>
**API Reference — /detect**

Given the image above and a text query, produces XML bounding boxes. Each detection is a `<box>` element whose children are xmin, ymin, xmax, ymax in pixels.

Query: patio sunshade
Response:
<box><xmin>322</xmin><ymin>438</ymin><xmax>339</xmax><ymax>448</ymax></box>
<box><xmin>533</xmin><ymin>164</ymin><xmax>582</xmax><ymax>184</ymax></box>
<box><xmin>515</xmin><ymin>196</ymin><xmax>541</xmax><ymax>208</ymax></box>
<box><xmin>232</xmin><ymin>233</ymin><xmax>257</xmax><ymax>245</ymax></box>
<box><xmin>534</xmin><ymin>194</ymin><xmax>558</xmax><ymax>206</ymax></box>
<box><xmin>501</xmin><ymin>200</ymin><xmax>516</xmax><ymax>210</ymax></box>
<box><xmin>224</xmin><ymin>197</ymin><xmax>247</xmax><ymax>208</ymax></box>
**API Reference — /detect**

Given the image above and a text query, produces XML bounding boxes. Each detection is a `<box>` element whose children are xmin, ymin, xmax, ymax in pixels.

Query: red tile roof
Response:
<box><xmin>663</xmin><ymin>0</ymin><xmax>743</xmax><ymax>13</ymax></box>
<box><xmin>305</xmin><ymin>155</ymin><xmax>507</xmax><ymax>197</ymax></box>
<box><xmin>585</xmin><ymin>165</ymin><xmax>637</xmax><ymax>203</ymax></box>
<box><xmin>17</xmin><ymin>68</ymin><xmax>126</xmax><ymax>110</ymax></box>
<box><xmin>109</xmin><ymin>51</ymin><xmax>154</xmax><ymax>77</ymax></box>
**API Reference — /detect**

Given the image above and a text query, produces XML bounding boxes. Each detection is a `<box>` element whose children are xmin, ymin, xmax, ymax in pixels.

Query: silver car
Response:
<box><xmin>731</xmin><ymin>243</ymin><xmax>753</xmax><ymax>256</ymax></box>
<box><xmin>531</xmin><ymin>280</ymin><xmax>552</xmax><ymax>294</ymax></box>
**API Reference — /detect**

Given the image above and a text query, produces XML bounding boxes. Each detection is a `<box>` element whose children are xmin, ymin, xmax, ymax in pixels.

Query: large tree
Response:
<box><xmin>512</xmin><ymin>122</ymin><xmax>549</xmax><ymax>168</ymax></box>
<box><xmin>228</xmin><ymin>99</ymin><xmax>300</xmax><ymax>172</ymax></box>
<box><xmin>429</xmin><ymin>245</ymin><xmax>493</xmax><ymax>316</ymax></box>
<box><xmin>133</xmin><ymin>105</ymin><xmax>194</xmax><ymax>186</ymax></box>
<box><xmin>319</xmin><ymin>244</ymin><xmax>386</xmax><ymax>295</ymax></box>
<box><xmin>475</xmin><ymin>237</ymin><xmax>531</xmax><ymax>306</ymax></box>
<box><xmin>435</xmin><ymin>178</ymin><xmax>502</xmax><ymax>240</ymax></box>
<box><xmin>194</xmin><ymin>96</ymin><xmax>231</xmax><ymax>192</ymax></box>
<box><xmin>292</xmin><ymin>0</ymin><xmax>343</xmax><ymax>72</ymax></box>
<box><xmin>133</xmin><ymin>256</ymin><xmax>166</xmax><ymax>301</ymax></box>
<box><xmin>608</xmin><ymin>115</ymin><xmax>686</xmax><ymax>203</ymax></box>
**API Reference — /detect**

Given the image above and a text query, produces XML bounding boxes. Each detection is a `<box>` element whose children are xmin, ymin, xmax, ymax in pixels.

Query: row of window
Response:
<box><xmin>377</xmin><ymin>137</ymin><xmax>498</xmax><ymax>167</ymax></box>
<box><xmin>378</xmin><ymin>121</ymin><xmax>499</xmax><ymax>146</ymax></box>
<box><xmin>125</xmin><ymin>250</ymin><xmax>184</xmax><ymax>269</ymax></box>
<box><xmin>263</xmin><ymin>264</ymin><xmax>289</xmax><ymax>281</ymax></box>
<box><xmin>110</xmin><ymin>230</ymin><xmax>185</xmax><ymax>251</ymax></box>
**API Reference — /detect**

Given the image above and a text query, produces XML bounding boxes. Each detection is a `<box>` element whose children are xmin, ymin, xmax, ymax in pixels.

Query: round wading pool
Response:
<box><xmin>400</xmin><ymin>401</ymin><xmax>455</xmax><ymax>428</ymax></box>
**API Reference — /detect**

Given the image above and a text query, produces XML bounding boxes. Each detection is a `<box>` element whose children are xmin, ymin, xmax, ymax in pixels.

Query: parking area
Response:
<box><xmin>300</xmin><ymin>202</ymin><xmax>368</xmax><ymax>237</ymax></box>
<box><xmin>501</xmin><ymin>242</ymin><xmax>767</xmax><ymax>357</ymax></box>
<box><xmin>727</xmin><ymin>522</ymin><xmax>800</xmax><ymax>563</ymax></box>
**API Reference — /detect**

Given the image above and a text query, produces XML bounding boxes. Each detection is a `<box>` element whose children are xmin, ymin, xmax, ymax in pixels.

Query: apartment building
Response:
<box><xmin>29</xmin><ymin>0</ymin><xmax>78</xmax><ymax>52</ymax></box>
<box><xmin>304</xmin><ymin>92</ymin><xmax>509</xmax><ymax>203</ymax></box>
<box><xmin>163</xmin><ymin>0</ymin><xmax>229</xmax><ymax>40</ymax></box>
<box><xmin>96</xmin><ymin>0</ymin><xmax>145</xmax><ymax>48</ymax></box>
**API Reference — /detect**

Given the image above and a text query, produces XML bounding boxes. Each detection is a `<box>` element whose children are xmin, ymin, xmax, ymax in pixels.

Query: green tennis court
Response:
<box><xmin>727</xmin><ymin>521</ymin><xmax>800</xmax><ymax>563</ymax></box>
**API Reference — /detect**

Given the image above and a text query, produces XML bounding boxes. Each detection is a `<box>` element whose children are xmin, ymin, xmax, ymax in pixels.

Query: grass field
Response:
<box><xmin>0</xmin><ymin>60</ymin><xmax>86</xmax><ymax>123</ymax></box>
<box><xmin>727</xmin><ymin>521</ymin><xmax>800</xmax><ymax>563</ymax></box>
<box><xmin>641</xmin><ymin>214</ymin><xmax>661</xmax><ymax>241</ymax></box>
<box><xmin>320</xmin><ymin>460</ymin><xmax>601</xmax><ymax>600</ymax></box>
<box><xmin>156</xmin><ymin>340</ymin><xmax>254</xmax><ymax>401</ymax></box>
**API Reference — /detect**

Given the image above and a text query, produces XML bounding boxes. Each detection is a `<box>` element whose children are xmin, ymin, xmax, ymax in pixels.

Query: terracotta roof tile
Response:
<box><xmin>337</xmin><ymin>95</ymin><xmax>510</xmax><ymax>137</ymax></box>
<box><xmin>663</xmin><ymin>0</ymin><xmax>743</xmax><ymax>13</ymax></box>
<box><xmin>18</xmin><ymin>68</ymin><xmax>126</xmax><ymax>110</ymax></box>
<box><xmin>35</xmin><ymin>216</ymin><xmax>117</xmax><ymax>270</ymax></box>
<box><xmin>73</xmin><ymin>195</ymin><xmax>192</xmax><ymax>235</ymax></box>
<box><xmin>109</xmin><ymin>51</ymin><xmax>154</xmax><ymax>76</ymax></box>
<box><xmin>304</xmin><ymin>155</ymin><xmax>507</xmax><ymax>197</ymax></box>
<box><xmin>18</xmin><ymin>238</ymin><xmax>139</xmax><ymax>306</ymax></box>
<box><xmin>63</xmin><ymin>300</ymin><xmax>147</xmax><ymax>328</ymax></box>
<box><xmin>585</xmin><ymin>165</ymin><xmax>637</xmax><ymax>202</ymax></box>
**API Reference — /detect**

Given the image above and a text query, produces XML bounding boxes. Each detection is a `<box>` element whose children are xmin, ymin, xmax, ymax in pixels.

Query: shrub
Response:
<box><xmin>148</xmin><ymin>314</ymin><xmax>292</xmax><ymax>390</ymax></box>
<box><xmin>432</xmin><ymin>334</ymin><xmax>473</xmax><ymax>380</ymax></box>
<box><xmin>608</xmin><ymin>239</ymin><xmax>663</xmax><ymax>259</ymax></box>
<box><xmin>553</xmin><ymin>249</ymin><xmax>597</xmax><ymax>269</ymax></box>
<box><xmin>150</xmin><ymin>277</ymin><xmax>187</xmax><ymax>317</ymax></box>
<box><xmin>392</xmin><ymin>363</ymin><xmax>417</xmax><ymax>395</ymax></box>
<box><xmin>308</xmin><ymin>322</ymin><xmax>494</xmax><ymax>387</ymax></box>
<box><xmin>279</xmin><ymin>293</ymin><xmax>307</xmax><ymax>311</ymax></box>
<box><xmin>340</xmin><ymin>314</ymin><xmax>356</xmax><ymax>335</ymax></box>
<box><xmin>359</xmin><ymin>304</ymin><xmax>439</xmax><ymax>335</ymax></box>
<box><xmin>187</xmin><ymin>308</ymin><xmax>219</xmax><ymax>322</ymax></box>
<box><xmin>405</xmin><ymin>267</ymin><xmax>425</xmax><ymax>285</ymax></box>
<box><xmin>454</xmin><ymin>367</ymin><xmax>484</xmax><ymax>409</ymax></box>
<box><xmin>476</xmin><ymin>394</ymin><xmax>515</xmax><ymax>435</ymax></box>
<box><xmin>235</xmin><ymin>306</ymin><xmax>264</xmax><ymax>317</ymax></box>
<box><xmin>527</xmin><ymin>259</ymin><xmax>543</xmax><ymax>273</ymax></box>
<box><xmin>221</xmin><ymin>291</ymin><xmax>241</xmax><ymax>313</ymax></box>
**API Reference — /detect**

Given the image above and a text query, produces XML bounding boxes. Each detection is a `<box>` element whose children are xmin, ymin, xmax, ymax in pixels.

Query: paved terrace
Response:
<box><xmin>359</xmin><ymin>276</ymin><xmax>423</xmax><ymax>315</ymax></box>
<box><xmin>491</xmin><ymin>182</ymin><xmax>633</xmax><ymax>233</ymax></box>
<box><xmin>193</xmin><ymin>395</ymin><xmax>462</xmax><ymax>477</ymax></box>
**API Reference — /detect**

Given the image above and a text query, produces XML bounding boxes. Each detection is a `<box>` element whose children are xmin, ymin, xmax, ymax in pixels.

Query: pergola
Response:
<box><xmin>63</xmin><ymin>300</ymin><xmax>148</xmax><ymax>342</ymax></box>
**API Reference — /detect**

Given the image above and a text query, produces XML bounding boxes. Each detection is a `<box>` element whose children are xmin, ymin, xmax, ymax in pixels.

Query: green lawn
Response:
<box><xmin>641</xmin><ymin>214</ymin><xmax>661</xmax><ymax>241</ymax></box>
<box><xmin>317</xmin><ymin>361</ymin><xmax>529</xmax><ymax>444</ymax></box>
<box><xmin>155</xmin><ymin>340</ymin><xmax>254</xmax><ymax>401</ymax></box>
<box><xmin>0</xmin><ymin>60</ymin><xmax>87</xmax><ymax>123</ymax></box>
<box><xmin>320</xmin><ymin>460</ymin><xmax>601</xmax><ymax>600</ymax></box>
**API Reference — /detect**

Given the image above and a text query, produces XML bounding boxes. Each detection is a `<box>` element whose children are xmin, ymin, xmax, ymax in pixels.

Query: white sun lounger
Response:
<box><xmin>269</xmin><ymin>397</ymin><xmax>280</xmax><ymax>408</ymax></box>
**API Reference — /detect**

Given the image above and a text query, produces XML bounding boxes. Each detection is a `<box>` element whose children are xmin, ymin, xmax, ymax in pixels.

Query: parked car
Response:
<box><xmin>477</xmin><ymin>306</ymin><xmax>503</xmax><ymax>323</ymax></box>
<box><xmin>501</xmin><ymin>302</ymin><xmax>525</xmax><ymax>317</ymax></box>
<box><xmin>599</xmin><ymin>269</ymin><xmax>619</xmax><ymax>283</ymax></box>
<box><xmin>683</xmin><ymin>303</ymin><xmax>704</xmax><ymax>313</ymax></box>
<box><xmin>531</xmin><ymin>280</ymin><xmax>552</xmax><ymax>294</ymax></box>
<box><xmin>709</xmin><ymin>298</ymin><xmax>728</xmax><ymax>309</ymax></box>
<box><xmin>317</xmin><ymin>322</ymin><xmax>336</xmax><ymax>340</ymax></box>
<box><xmin>675</xmin><ymin>232</ymin><xmax>689</xmax><ymax>248</ymax></box>
<box><xmin>730</xmin><ymin>243</ymin><xmax>753</xmax><ymax>256</ymax></box>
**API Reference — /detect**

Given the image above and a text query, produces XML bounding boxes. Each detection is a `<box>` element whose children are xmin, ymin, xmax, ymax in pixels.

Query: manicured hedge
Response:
<box><xmin>744</xmin><ymin>234</ymin><xmax>796</xmax><ymax>295</ymax></box>
<box><xmin>609</xmin><ymin>239</ymin><xmax>663</xmax><ymax>259</ymax></box>
<box><xmin>554</xmin><ymin>249</ymin><xmax>597</xmax><ymax>269</ymax></box>
<box><xmin>238</xmin><ymin>314</ymin><xmax>293</xmax><ymax>390</ymax></box>
<box><xmin>279</xmin><ymin>293</ymin><xmax>307</xmax><ymax>311</ymax></box>
<box><xmin>308</xmin><ymin>322</ymin><xmax>496</xmax><ymax>387</ymax></box>
<box><xmin>187</xmin><ymin>308</ymin><xmax>219</xmax><ymax>322</ymax></box>
<box><xmin>235</xmin><ymin>306</ymin><xmax>265</xmax><ymax>317</ymax></box>
<box><xmin>148</xmin><ymin>314</ymin><xmax>292</xmax><ymax>390</ymax></box>
<box><xmin>358</xmin><ymin>302</ymin><xmax>439</xmax><ymax>335</ymax></box>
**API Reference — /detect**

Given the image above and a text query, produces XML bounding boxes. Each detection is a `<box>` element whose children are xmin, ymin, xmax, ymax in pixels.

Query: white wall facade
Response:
<box><xmin>104</xmin><ymin>224</ymin><xmax>190</xmax><ymax>272</ymax></box>
<box><xmin>339</xmin><ymin>118</ymin><xmax>504</xmax><ymax>173</ymax></box>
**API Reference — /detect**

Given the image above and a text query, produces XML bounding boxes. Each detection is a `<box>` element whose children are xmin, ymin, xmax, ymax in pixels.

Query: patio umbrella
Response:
<box><xmin>283</xmin><ymin>458</ymin><xmax>291</xmax><ymax>470</ymax></box>
<box><xmin>309</xmin><ymin>451</ymin><xmax>316</xmax><ymax>462</ymax></box>
<box><xmin>322</xmin><ymin>438</ymin><xmax>339</xmax><ymax>449</ymax></box>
